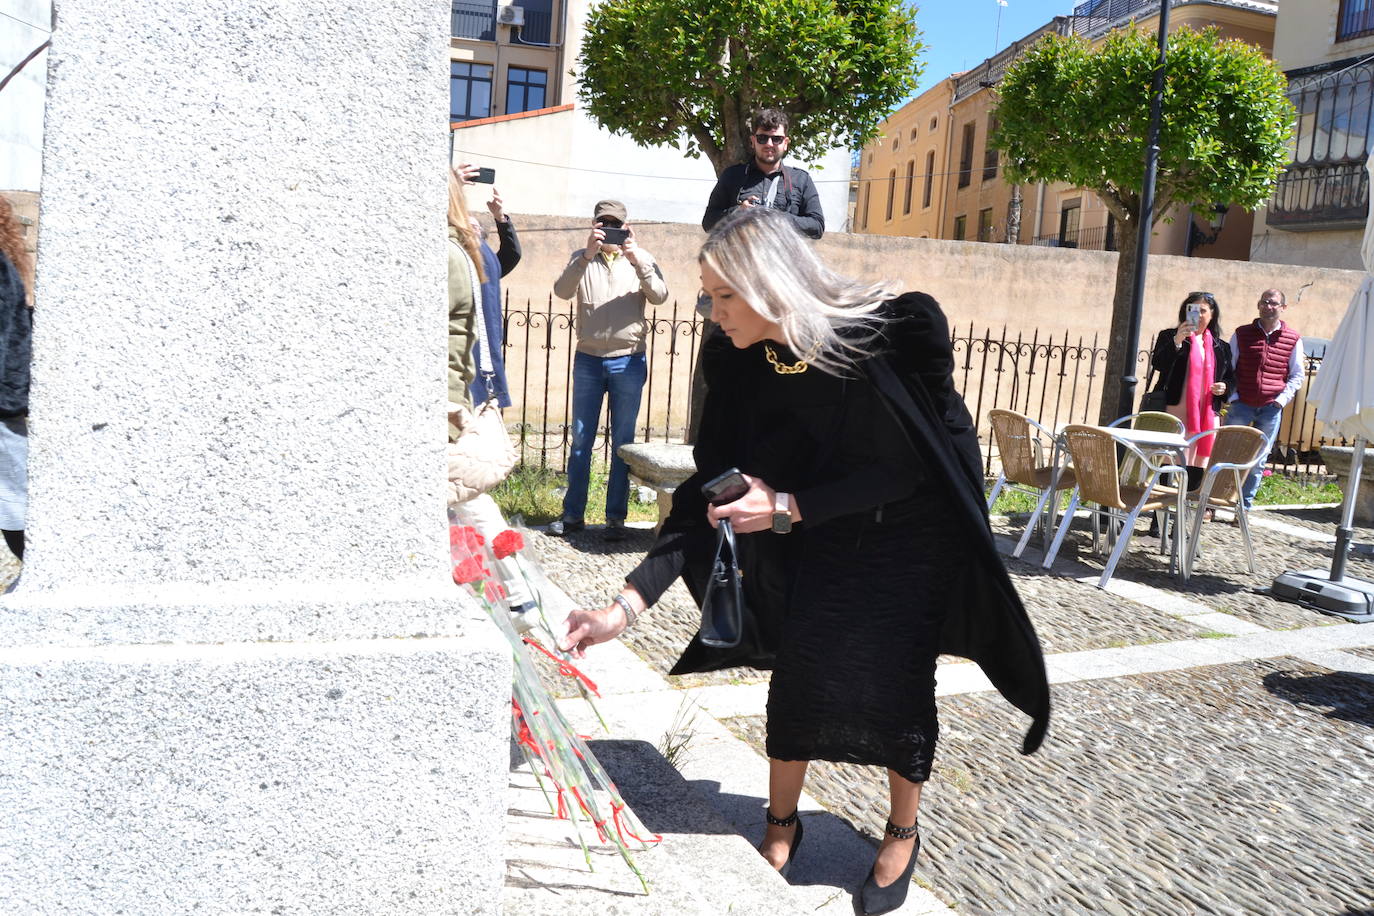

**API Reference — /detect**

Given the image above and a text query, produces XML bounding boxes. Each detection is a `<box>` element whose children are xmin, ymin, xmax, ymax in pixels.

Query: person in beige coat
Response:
<box><xmin>549</xmin><ymin>200</ymin><xmax>668</xmax><ymax>541</ymax></box>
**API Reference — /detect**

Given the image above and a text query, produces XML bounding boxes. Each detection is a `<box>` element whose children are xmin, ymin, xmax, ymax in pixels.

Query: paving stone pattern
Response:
<box><xmin>728</xmin><ymin>658</ymin><xmax>1374</xmax><ymax>915</ymax></box>
<box><xmin>1344</xmin><ymin>646</ymin><xmax>1374</xmax><ymax>663</ymax></box>
<box><xmin>1001</xmin><ymin>560</ymin><xmax>1204</xmax><ymax>651</ymax></box>
<box><xmin>1021</xmin><ymin>509</ymin><xmax>1366</xmax><ymax>631</ymax></box>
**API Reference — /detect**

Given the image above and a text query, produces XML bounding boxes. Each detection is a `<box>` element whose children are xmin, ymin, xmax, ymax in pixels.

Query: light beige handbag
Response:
<box><xmin>446</xmin><ymin>398</ymin><xmax>518</xmax><ymax>505</ymax></box>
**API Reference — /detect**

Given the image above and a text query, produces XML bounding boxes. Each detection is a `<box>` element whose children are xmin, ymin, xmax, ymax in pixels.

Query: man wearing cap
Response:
<box><xmin>550</xmin><ymin>200</ymin><xmax>669</xmax><ymax>540</ymax></box>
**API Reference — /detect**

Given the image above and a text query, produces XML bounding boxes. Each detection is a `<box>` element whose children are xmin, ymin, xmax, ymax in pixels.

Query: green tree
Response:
<box><xmin>992</xmin><ymin>25</ymin><xmax>1295</xmax><ymax>422</ymax></box>
<box><xmin>575</xmin><ymin>0</ymin><xmax>924</xmax><ymax>176</ymax></box>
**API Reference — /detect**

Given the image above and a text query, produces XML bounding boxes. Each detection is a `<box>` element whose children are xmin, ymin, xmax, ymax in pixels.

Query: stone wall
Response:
<box><xmin>484</xmin><ymin>213</ymin><xmax>1365</xmax><ymax>346</ymax></box>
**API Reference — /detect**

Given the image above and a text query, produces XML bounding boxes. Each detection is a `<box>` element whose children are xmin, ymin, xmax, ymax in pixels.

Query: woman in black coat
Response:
<box><xmin>1148</xmin><ymin>291</ymin><xmax>1235</xmax><ymax>467</ymax></box>
<box><xmin>561</xmin><ymin>208</ymin><xmax>1048</xmax><ymax>915</ymax></box>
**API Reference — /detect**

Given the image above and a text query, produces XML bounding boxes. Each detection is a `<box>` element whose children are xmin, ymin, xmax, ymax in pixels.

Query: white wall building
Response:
<box><xmin>1</xmin><ymin>0</ymin><xmax>51</xmax><ymax>192</ymax></box>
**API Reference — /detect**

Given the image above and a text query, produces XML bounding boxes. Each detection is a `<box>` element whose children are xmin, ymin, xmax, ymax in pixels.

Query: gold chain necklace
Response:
<box><xmin>763</xmin><ymin>341</ymin><xmax>820</xmax><ymax>375</ymax></box>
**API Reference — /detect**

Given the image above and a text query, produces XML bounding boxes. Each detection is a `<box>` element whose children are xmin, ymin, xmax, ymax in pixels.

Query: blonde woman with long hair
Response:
<box><xmin>445</xmin><ymin>169</ymin><xmax>540</xmax><ymax>627</ymax></box>
<box><xmin>562</xmin><ymin>207</ymin><xmax>1048</xmax><ymax>914</ymax></box>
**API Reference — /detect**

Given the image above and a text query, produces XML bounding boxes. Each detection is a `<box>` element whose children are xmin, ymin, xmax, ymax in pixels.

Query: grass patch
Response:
<box><xmin>1253</xmin><ymin>473</ymin><xmax>1342</xmax><ymax>506</ymax></box>
<box><xmin>986</xmin><ymin>471</ymin><xmax>1340</xmax><ymax>515</ymax></box>
<box><xmin>987</xmin><ymin>487</ymin><xmax>1071</xmax><ymax>516</ymax></box>
<box><xmin>490</xmin><ymin>460</ymin><xmax>660</xmax><ymax>525</ymax></box>
<box><xmin>1195</xmin><ymin>629</ymin><xmax>1233</xmax><ymax>639</ymax></box>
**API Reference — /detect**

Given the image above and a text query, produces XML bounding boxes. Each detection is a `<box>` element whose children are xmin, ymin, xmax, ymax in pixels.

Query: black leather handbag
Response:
<box><xmin>698</xmin><ymin>519</ymin><xmax>746</xmax><ymax>648</ymax></box>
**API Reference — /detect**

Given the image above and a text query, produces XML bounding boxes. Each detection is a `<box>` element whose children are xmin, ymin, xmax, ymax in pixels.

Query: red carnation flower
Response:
<box><xmin>452</xmin><ymin>556</ymin><xmax>489</xmax><ymax>585</ymax></box>
<box><xmin>449</xmin><ymin>525</ymin><xmax>485</xmax><ymax>553</ymax></box>
<box><xmin>491</xmin><ymin>529</ymin><xmax>525</xmax><ymax>559</ymax></box>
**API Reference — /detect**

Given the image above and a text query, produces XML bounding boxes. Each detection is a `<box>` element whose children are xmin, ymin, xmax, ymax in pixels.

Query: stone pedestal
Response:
<box><xmin>618</xmin><ymin>442</ymin><xmax>697</xmax><ymax>527</ymax></box>
<box><xmin>1320</xmin><ymin>445</ymin><xmax>1374</xmax><ymax>524</ymax></box>
<box><xmin>0</xmin><ymin>1</ymin><xmax>511</xmax><ymax>912</ymax></box>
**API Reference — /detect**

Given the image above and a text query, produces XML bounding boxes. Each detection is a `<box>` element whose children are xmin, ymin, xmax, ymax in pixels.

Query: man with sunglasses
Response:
<box><xmin>703</xmin><ymin>109</ymin><xmax>824</xmax><ymax>239</ymax></box>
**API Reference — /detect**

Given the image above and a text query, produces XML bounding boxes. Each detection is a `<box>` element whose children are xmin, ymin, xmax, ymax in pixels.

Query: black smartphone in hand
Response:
<box><xmin>474</xmin><ymin>167</ymin><xmax>496</xmax><ymax>184</ymax></box>
<box><xmin>600</xmin><ymin>226</ymin><xmax>630</xmax><ymax>245</ymax></box>
<box><xmin>702</xmin><ymin>468</ymin><xmax>749</xmax><ymax>505</ymax></box>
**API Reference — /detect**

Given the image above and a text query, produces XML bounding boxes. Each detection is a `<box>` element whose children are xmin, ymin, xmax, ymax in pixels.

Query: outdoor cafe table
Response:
<box><xmin>1061</xmin><ymin>424</ymin><xmax>1192</xmax><ymax>582</ymax></box>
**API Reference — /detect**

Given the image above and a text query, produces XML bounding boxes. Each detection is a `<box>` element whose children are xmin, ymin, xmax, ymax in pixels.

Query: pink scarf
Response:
<box><xmin>1185</xmin><ymin>329</ymin><xmax>1216</xmax><ymax>460</ymax></box>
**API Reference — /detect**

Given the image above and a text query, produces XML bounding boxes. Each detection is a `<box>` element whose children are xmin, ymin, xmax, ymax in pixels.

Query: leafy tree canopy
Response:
<box><xmin>576</xmin><ymin>0</ymin><xmax>923</xmax><ymax>175</ymax></box>
<box><xmin>991</xmin><ymin>24</ymin><xmax>1295</xmax><ymax>422</ymax></box>
<box><xmin>992</xmin><ymin>25</ymin><xmax>1295</xmax><ymax>224</ymax></box>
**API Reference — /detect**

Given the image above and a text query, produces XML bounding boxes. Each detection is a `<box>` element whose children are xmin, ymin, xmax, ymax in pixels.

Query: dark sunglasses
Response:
<box><xmin>754</xmin><ymin>134</ymin><xmax>787</xmax><ymax>145</ymax></box>
<box><xmin>1187</xmin><ymin>292</ymin><xmax>1217</xmax><ymax>304</ymax></box>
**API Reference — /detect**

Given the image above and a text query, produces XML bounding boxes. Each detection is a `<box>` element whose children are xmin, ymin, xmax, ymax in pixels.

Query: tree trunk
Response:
<box><xmin>1100</xmin><ymin>218</ymin><xmax>1142</xmax><ymax>425</ymax></box>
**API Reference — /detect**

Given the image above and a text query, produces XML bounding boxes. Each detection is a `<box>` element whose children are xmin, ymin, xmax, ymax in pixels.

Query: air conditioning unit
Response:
<box><xmin>496</xmin><ymin>5</ymin><xmax>524</xmax><ymax>26</ymax></box>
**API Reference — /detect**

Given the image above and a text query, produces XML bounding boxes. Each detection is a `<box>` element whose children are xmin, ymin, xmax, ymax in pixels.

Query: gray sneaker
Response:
<box><xmin>548</xmin><ymin>518</ymin><xmax>584</xmax><ymax>537</ymax></box>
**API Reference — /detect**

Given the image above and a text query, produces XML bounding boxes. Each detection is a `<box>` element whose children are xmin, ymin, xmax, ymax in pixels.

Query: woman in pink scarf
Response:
<box><xmin>1147</xmin><ymin>292</ymin><xmax>1235</xmax><ymax>474</ymax></box>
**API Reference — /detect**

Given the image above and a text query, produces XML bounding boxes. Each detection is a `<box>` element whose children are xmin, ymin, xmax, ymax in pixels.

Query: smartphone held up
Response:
<box><xmin>600</xmin><ymin>226</ymin><xmax>630</xmax><ymax>245</ymax></box>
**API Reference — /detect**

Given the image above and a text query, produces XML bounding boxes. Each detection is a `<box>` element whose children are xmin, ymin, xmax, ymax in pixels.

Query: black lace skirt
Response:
<box><xmin>764</xmin><ymin>489</ymin><xmax>955</xmax><ymax>783</ymax></box>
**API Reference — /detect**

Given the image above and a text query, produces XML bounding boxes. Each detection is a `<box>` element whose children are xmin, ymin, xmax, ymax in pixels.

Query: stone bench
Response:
<box><xmin>617</xmin><ymin>442</ymin><xmax>696</xmax><ymax>528</ymax></box>
<box><xmin>1319</xmin><ymin>445</ymin><xmax>1374</xmax><ymax>524</ymax></box>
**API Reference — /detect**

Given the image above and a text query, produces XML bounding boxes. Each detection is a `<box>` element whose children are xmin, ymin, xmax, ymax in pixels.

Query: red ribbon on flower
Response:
<box><xmin>612</xmin><ymin>800</ymin><xmax>662</xmax><ymax>846</ymax></box>
<box><xmin>521</xmin><ymin>637</ymin><xmax>601</xmax><ymax>697</ymax></box>
<box><xmin>491</xmin><ymin>528</ymin><xmax>525</xmax><ymax>559</ymax></box>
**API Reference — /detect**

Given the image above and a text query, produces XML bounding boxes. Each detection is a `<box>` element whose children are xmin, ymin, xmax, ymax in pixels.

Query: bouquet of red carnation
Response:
<box><xmin>447</xmin><ymin>522</ymin><xmax>657</xmax><ymax>889</ymax></box>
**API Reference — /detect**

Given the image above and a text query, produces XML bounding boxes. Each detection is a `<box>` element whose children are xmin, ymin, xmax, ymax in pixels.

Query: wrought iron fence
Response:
<box><xmin>498</xmin><ymin>297</ymin><xmax>1339</xmax><ymax>481</ymax></box>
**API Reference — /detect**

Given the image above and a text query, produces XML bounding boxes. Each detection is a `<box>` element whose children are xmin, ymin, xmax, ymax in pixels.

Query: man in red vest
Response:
<box><xmin>1225</xmin><ymin>288</ymin><xmax>1306</xmax><ymax>509</ymax></box>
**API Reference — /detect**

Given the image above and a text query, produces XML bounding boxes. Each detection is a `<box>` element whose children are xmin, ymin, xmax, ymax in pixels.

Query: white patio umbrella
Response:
<box><xmin>1272</xmin><ymin>157</ymin><xmax>1374</xmax><ymax>621</ymax></box>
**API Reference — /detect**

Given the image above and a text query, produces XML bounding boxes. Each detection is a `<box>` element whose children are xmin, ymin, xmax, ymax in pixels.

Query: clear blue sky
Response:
<box><xmin>910</xmin><ymin>0</ymin><xmax>1080</xmax><ymax>97</ymax></box>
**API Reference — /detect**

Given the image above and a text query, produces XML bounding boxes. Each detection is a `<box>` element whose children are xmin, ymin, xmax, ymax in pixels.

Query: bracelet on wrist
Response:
<box><xmin>612</xmin><ymin>593</ymin><xmax>638</xmax><ymax>628</ymax></box>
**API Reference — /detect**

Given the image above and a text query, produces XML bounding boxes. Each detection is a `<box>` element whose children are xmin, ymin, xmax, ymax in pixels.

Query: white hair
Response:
<box><xmin>699</xmin><ymin>208</ymin><xmax>896</xmax><ymax>375</ymax></box>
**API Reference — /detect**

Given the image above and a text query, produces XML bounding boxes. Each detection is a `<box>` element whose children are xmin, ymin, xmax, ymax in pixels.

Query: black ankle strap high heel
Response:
<box><xmin>763</xmin><ymin>807</ymin><xmax>805</xmax><ymax>879</ymax></box>
<box><xmin>860</xmin><ymin>819</ymin><xmax>921</xmax><ymax>915</ymax></box>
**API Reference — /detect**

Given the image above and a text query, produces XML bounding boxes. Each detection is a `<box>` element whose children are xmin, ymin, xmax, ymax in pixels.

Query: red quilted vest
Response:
<box><xmin>1233</xmin><ymin>321</ymin><xmax>1300</xmax><ymax>407</ymax></box>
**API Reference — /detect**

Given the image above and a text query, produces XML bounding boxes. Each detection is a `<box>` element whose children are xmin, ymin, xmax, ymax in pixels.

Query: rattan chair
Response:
<box><xmin>1109</xmin><ymin>411</ymin><xmax>1185</xmax><ymax>487</ymax></box>
<box><xmin>1043</xmin><ymin>424</ymin><xmax>1188</xmax><ymax>588</ymax></box>
<box><xmin>986</xmin><ymin>409</ymin><xmax>1077</xmax><ymax>559</ymax></box>
<box><xmin>1180</xmin><ymin>425</ymin><xmax>1266</xmax><ymax>578</ymax></box>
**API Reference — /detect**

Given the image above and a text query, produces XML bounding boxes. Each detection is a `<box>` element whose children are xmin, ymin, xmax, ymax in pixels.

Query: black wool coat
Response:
<box><xmin>646</xmin><ymin>292</ymin><xmax>1050</xmax><ymax>755</ymax></box>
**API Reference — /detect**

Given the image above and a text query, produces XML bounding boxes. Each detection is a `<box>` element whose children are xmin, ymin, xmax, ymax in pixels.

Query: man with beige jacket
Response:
<box><xmin>550</xmin><ymin>200</ymin><xmax>669</xmax><ymax>540</ymax></box>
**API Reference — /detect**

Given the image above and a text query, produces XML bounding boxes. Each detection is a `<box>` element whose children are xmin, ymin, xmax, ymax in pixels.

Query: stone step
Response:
<box><xmin>500</xmin><ymin>630</ymin><xmax>950</xmax><ymax>914</ymax></box>
<box><xmin>502</xmin><ymin>737</ymin><xmax>813</xmax><ymax>915</ymax></box>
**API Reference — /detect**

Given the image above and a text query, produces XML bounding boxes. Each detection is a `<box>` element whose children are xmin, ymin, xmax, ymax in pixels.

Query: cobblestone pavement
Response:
<box><xmin>725</xmin><ymin>658</ymin><xmax>1374</xmax><ymax>915</ymax></box>
<box><xmin>532</xmin><ymin>504</ymin><xmax>1374</xmax><ymax>915</ymax></box>
<box><xmin>1008</xmin><ymin>506</ymin><xmax>1372</xmax><ymax>632</ymax></box>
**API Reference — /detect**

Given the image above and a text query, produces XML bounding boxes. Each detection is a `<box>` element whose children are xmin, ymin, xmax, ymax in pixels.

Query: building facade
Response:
<box><xmin>448</xmin><ymin>0</ymin><xmax>574</xmax><ymax>124</ymax></box>
<box><xmin>1249</xmin><ymin>0</ymin><xmax>1374</xmax><ymax>270</ymax></box>
<box><xmin>857</xmin><ymin>0</ymin><xmax>1278</xmax><ymax>262</ymax></box>
<box><xmin>448</xmin><ymin>0</ymin><xmax>852</xmax><ymax>226</ymax></box>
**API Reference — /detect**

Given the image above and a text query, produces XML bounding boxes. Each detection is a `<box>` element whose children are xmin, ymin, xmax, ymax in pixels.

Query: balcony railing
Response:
<box><xmin>1031</xmin><ymin>225</ymin><xmax>1117</xmax><ymax>251</ymax></box>
<box><xmin>1339</xmin><ymin>0</ymin><xmax>1374</xmax><ymax>41</ymax></box>
<box><xmin>453</xmin><ymin>0</ymin><xmax>495</xmax><ymax>41</ymax></box>
<box><xmin>1268</xmin><ymin>160</ymin><xmax>1370</xmax><ymax>230</ymax></box>
<box><xmin>513</xmin><ymin>9</ymin><xmax>552</xmax><ymax>44</ymax></box>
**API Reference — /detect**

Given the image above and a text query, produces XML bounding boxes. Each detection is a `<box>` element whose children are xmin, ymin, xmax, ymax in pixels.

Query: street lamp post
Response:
<box><xmin>1118</xmin><ymin>0</ymin><xmax>1174</xmax><ymax>422</ymax></box>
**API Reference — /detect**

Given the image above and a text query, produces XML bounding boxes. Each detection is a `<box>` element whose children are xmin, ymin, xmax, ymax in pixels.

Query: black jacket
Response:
<box><xmin>629</xmin><ymin>293</ymin><xmax>1050</xmax><ymax>755</ymax></box>
<box><xmin>0</xmin><ymin>252</ymin><xmax>31</xmax><ymax>418</ymax></box>
<box><xmin>702</xmin><ymin>163</ymin><xmax>824</xmax><ymax>239</ymax></box>
<box><xmin>1149</xmin><ymin>328</ymin><xmax>1234</xmax><ymax>414</ymax></box>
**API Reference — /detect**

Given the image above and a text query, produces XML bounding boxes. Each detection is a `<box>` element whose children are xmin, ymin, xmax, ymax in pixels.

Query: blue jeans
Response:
<box><xmin>562</xmin><ymin>351</ymin><xmax>647</xmax><ymax>522</ymax></box>
<box><xmin>1224</xmin><ymin>401</ymin><xmax>1283</xmax><ymax>508</ymax></box>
